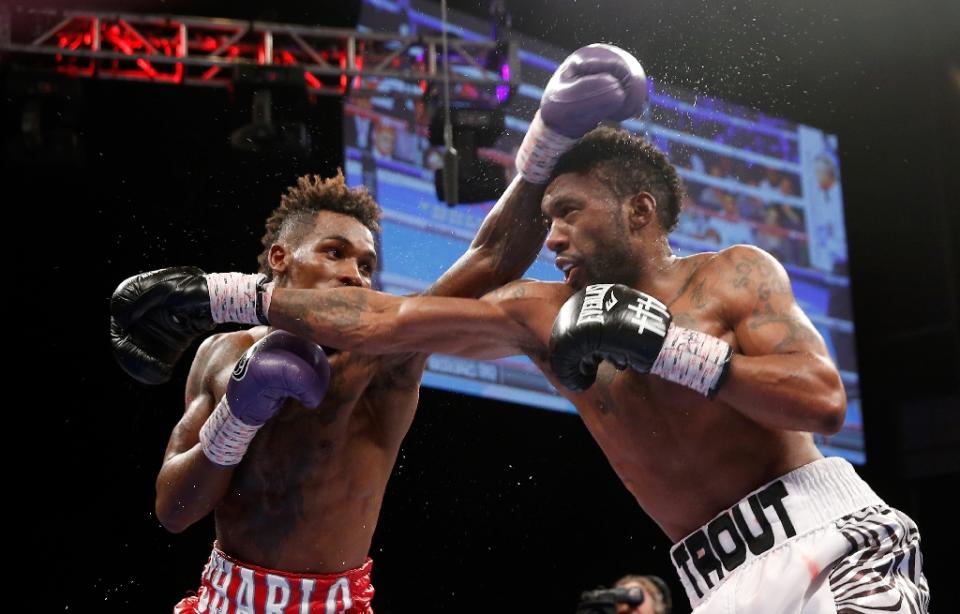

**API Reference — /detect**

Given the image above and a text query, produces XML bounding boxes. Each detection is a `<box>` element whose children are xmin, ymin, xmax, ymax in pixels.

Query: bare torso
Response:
<box><xmin>513</xmin><ymin>253</ymin><xmax>823</xmax><ymax>542</ymax></box>
<box><xmin>203</xmin><ymin>326</ymin><xmax>424</xmax><ymax>572</ymax></box>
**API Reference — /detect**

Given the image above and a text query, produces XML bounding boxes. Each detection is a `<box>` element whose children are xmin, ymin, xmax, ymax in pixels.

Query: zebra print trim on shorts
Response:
<box><xmin>828</xmin><ymin>505</ymin><xmax>930</xmax><ymax>614</ymax></box>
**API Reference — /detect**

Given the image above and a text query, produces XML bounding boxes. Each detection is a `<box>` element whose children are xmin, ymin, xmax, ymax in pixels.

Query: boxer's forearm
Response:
<box><xmin>268</xmin><ymin>287</ymin><xmax>401</xmax><ymax>352</ymax></box>
<box><xmin>155</xmin><ymin>446</ymin><xmax>234</xmax><ymax>533</ymax></box>
<box><xmin>712</xmin><ymin>352</ymin><xmax>846</xmax><ymax>435</ymax></box>
<box><xmin>268</xmin><ymin>286</ymin><xmax>526</xmax><ymax>357</ymax></box>
<box><xmin>428</xmin><ymin>177</ymin><xmax>548</xmax><ymax>298</ymax></box>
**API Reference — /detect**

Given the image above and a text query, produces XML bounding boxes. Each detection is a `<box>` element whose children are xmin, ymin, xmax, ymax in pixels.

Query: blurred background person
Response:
<box><xmin>613</xmin><ymin>574</ymin><xmax>673</xmax><ymax>614</ymax></box>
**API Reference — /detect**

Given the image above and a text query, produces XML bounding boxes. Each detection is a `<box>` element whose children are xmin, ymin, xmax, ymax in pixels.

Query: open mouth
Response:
<box><xmin>556</xmin><ymin>256</ymin><xmax>575</xmax><ymax>274</ymax></box>
<box><xmin>556</xmin><ymin>258</ymin><xmax>581</xmax><ymax>285</ymax></box>
<box><xmin>564</xmin><ymin>265</ymin><xmax>582</xmax><ymax>285</ymax></box>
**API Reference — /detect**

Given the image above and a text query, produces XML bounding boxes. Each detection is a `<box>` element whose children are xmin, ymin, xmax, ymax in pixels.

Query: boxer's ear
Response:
<box><xmin>268</xmin><ymin>244</ymin><xmax>289</xmax><ymax>276</ymax></box>
<box><xmin>626</xmin><ymin>191</ymin><xmax>657</xmax><ymax>232</ymax></box>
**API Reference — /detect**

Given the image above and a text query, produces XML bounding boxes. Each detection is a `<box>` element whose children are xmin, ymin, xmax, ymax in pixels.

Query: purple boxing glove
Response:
<box><xmin>516</xmin><ymin>44</ymin><xmax>647</xmax><ymax>183</ymax></box>
<box><xmin>200</xmin><ymin>330</ymin><xmax>330</xmax><ymax>466</ymax></box>
<box><xmin>226</xmin><ymin>330</ymin><xmax>331</xmax><ymax>425</ymax></box>
<box><xmin>540</xmin><ymin>44</ymin><xmax>648</xmax><ymax>138</ymax></box>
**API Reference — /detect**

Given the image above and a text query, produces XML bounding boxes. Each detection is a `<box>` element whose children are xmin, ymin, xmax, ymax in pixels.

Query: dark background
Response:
<box><xmin>5</xmin><ymin>0</ymin><xmax>957</xmax><ymax>611</ymax></box>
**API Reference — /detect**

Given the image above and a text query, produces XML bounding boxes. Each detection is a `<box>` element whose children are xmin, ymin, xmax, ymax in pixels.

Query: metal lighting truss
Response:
<box><xmin>0</xmin><ymin>6</ymin><xmax>518</xmax><ymax>95</ymax></box>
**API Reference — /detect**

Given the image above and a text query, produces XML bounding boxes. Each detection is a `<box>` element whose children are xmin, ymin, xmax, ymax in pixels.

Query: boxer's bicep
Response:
<box><xmin>164</xmin><ymin>389</ymin><xmax>215</xmax><ymax>462</ymax></box>
<box><xmin>712</xmin><ymin>246</ymin><xmax>846</xmax><ymax>434</ymax></box>
<box><xmin>722</xmin><ymin>246</ymin><xmax>829</xmax><ymax>359</ymax></box>
<box><xmin>163</xmin><ymin>334</ymin><xmax>226</xmax><ymax>461</ymax></box>
<box><xmin>737</xmin><ymin>295</ymin><xmax>828</xmax><ymax>358</ymax></box>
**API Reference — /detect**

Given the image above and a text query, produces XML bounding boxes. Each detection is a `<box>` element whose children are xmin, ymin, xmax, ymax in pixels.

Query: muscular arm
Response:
<box><xmin>268</xmin><ymin>281</ymin><xmax>548</xmax><ymax>359</ymax></box>
<box><xmin>154</xmin><ymin>334</ymin><xmax>236</xmax><ymax>533</ymax></box>
<box><xmin>371</xmin><ymin>176</ymin><xmax>547</xmax><ymax>382</ymax></box>
<box><xmin>424</xmin><ymin>176</ymin><xmax>548</xmax><ymax>299</ymax></box>
<box><xmin>712</xmin><ymin>246</ymin><xmax>846</xmax><ymax>434</ymax></box>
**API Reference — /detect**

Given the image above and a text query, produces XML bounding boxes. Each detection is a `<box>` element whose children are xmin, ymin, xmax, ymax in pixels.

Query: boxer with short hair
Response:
<box><xmin>129</xmin><ymin>124</ymin><xmax>930</xmax><ymax>613</ymax></box>
<box><xmin>111</xmin><ymin>45</ymin><xmax>650</xmax><ymax>613</ymax></box>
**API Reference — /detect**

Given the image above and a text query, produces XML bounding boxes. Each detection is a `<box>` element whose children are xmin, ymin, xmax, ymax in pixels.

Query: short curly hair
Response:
<box><xmin>549</xmin><ymin>126</ymin><xmax>686</xmax><ymax>232</ymax></box>
<box><xmin>257</xmin><ymin>170</ymin><xmax>382</xmax><ymax>277</ymax></box>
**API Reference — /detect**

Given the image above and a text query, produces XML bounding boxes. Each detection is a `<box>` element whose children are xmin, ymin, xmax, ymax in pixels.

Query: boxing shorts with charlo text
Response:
<box><xmin>174</xmin><ymin>543</ymin><xmax>375</xmax><ymax>614</ymax></box>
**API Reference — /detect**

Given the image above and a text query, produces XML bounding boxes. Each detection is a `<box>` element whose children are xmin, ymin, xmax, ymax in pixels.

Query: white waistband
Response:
<box><xmin>669</xmin><ymin>457</ymin><xmax>883</xmax><ymax>608</ymax></box>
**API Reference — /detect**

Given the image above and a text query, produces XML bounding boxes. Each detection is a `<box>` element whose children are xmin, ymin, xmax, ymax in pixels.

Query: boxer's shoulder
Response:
<box><xmin>711</xmin><ymin>244</ymin><xmax>783</xmax><ymax>275</ymax></box>
<box><xmin>677</xmin><ymin>245</ymin><xmax>786</xmax><ymax>298</ymax></box>
<box><xmin>189</xmin><ymin>327</ymin><xmax>269</xmax><ymax>388</ymax></box>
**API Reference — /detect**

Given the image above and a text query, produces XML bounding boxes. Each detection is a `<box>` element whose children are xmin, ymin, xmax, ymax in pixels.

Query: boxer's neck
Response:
<box><xmin>629</xmin><ymin>233</ymin><xmax>678</xmax><ymax>295</ymax></box>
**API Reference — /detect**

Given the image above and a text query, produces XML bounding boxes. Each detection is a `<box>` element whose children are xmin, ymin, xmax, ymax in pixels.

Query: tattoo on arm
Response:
<box><xmin>729</xmin><ymin>252</ymin><xmax>788</xmax><ymax>293</ymax></box>
<box><xmin>732</xmin><ymin>260</ymin><xmax>753</xmax><ymax>289</ymax></box>
<box><xmin>491</xmin><ymin>282</ymin><xmax>528</xmax><ymax>301</ymax></box>
<box><xmin>280</xmin><ymin>289</ymin><xmax>369</xmax><ymax>336</ymax></box>
<box><xmin>747</xmin><ymin>304</ymin><xmax>817</xmax><ymax>353</ymax></box>
<box><xmin>733</xmin><ymin>253</ymin><xmax>816</xmax><ymax>353</ymax></box>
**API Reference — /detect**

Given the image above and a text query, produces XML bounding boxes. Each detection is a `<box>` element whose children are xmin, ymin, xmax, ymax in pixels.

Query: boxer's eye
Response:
<box><xmin>558</xmin><ymin>206</ymin><xmax>577</xmax><ymax>221</ymax></box>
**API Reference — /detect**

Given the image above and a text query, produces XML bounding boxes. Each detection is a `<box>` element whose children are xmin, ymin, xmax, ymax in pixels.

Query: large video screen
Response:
<box><xmin>344</xmin><ymin>0</ymin><xmax>863</xmax><ymax>463</ymax></box>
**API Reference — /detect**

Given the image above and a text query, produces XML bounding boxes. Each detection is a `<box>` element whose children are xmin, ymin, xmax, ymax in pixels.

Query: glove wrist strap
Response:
<box><xmin>205</xmin><ymin>273</ymin><xmax>273</xmax><ymax>325</ymax></box>
<box><xmin>199</xmin><ymin>397</ymin><xmax>261</xmax><ymax>467</ymax></box>
<box><xmin>651</xmin><ymin>325</ymin><xmax>732</xmax><ymax>397</ymax></box>
<box><xmin>516</xmin><ymin>112</ymin><xmax>577</xmax><ymax>184</ymax></box>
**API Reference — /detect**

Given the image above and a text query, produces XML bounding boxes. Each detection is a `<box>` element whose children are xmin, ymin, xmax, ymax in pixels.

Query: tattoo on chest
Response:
<box><xmin>666</xmin><ymin>262</ymin><xmax>703</xmax><ymax>305</ymax></box>
<box><xmin>690</xmin><ymin>280</ymin><xmax>707</xmax><ymax>309</ymax></box>
<box><xmin>234</xmin><ymin>428</ymin><xmax>331</xmax><ymax>557</ymax></box>
<box><xmin>371</xmin><ymin>359</ymin><xmax>423</xmax><ymax>392</ymax></box>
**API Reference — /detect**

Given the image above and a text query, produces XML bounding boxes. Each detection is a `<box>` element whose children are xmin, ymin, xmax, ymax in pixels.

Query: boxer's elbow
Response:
<box><xmin>158</xmin><ymin>516</ymin><xmax>189</xmax><ymax>534</ymax></box>
<box><xmin>818</xmin><ymin>393</ymin><xmax>847</xmax><ymax>436</ymax></box>
<box><xmin>155</xmin><ymin>472</ymin><xmax>205</xmax><ymax>534</ymax></box>
<box><xmin>811</xmin><ymin>362</ymin><xmax>846</xmax><ymax>435</ymax></box>
<box><xmin>155</xmin><ymin>497</ymin><xmax>191</xmax><ymax>534</ymax></box>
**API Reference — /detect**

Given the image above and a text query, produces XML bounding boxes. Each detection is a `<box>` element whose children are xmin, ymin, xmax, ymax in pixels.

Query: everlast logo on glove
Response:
<box><xmin>551</xmin><ymin>283</ymin><xmax>678</xmax><ymax>391</ymax></box>
<box><xmin>576</xmin><ymin>284</ymin><xmax>615</xmax><ymax>325</ymax></box>
<box><xmin>671</xmin><ymin>480</ymin><xmax>796</xmax><ymax>598</ymax></box>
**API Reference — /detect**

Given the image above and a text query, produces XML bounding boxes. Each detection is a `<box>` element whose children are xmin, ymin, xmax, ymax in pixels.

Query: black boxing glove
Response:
<box><xmin>110</xmin><ymin>266</ymin><xmax>217</xmax><ymax>385</ymax></box>
<box><xmin>111</xmin><ymin>268</ymin><xmax>274</xmax><ymax>384</ymax></box>
<box><xmin>550</xmin><ymin>284</ymin><xmax>732</xmax><ymax>396</ymax></box>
